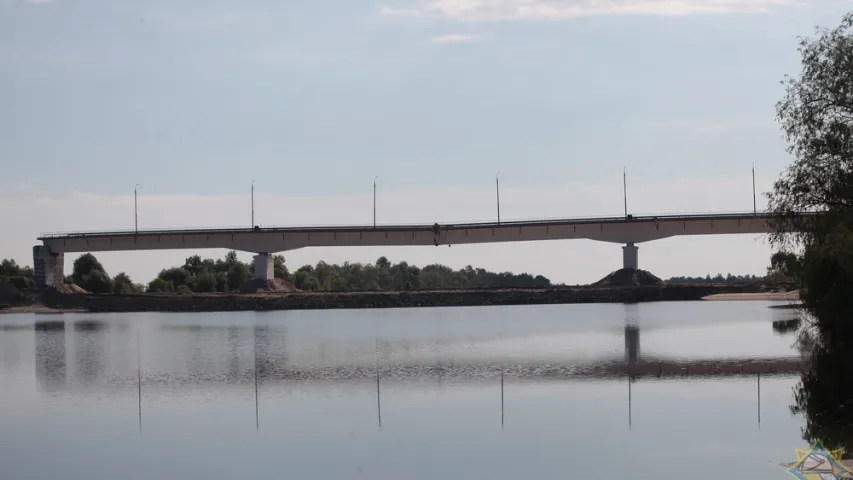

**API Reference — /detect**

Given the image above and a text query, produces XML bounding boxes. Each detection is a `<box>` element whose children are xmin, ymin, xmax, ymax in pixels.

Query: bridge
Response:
<box><xmin>32</xmin><ymin>211</ymin><xmax>800</xmax><ymax>289</ymax></box>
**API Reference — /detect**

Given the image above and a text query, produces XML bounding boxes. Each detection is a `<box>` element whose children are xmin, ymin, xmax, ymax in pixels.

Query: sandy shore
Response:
<box><xmin>0</xmin><ymin>305</ymin><xmax>86</xmax><ymax>314</ymax></box>
<box><xmin>702</xmin><ymin>291</ymin><xmax>800</xmax><ymax>301</ymax></box>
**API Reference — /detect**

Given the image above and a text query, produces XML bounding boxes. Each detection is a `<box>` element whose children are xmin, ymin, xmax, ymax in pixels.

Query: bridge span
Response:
<box><xmin>33</xmin><ymin>211</ymin><xmax>797</xmax><ymax>289</ymax></box>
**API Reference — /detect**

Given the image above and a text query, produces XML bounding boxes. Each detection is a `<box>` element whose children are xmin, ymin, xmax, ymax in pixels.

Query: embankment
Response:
<box><xmin>39</xmin><ymin>283</ymin><xmax>795</xmax><ymax>313</ymax></box>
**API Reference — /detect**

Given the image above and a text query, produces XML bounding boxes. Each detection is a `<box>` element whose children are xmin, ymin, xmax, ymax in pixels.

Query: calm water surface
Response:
<box><xmin>0</xmin><ymin>301</ymin><xmax>809</xmax><ymax>480</ymax></box>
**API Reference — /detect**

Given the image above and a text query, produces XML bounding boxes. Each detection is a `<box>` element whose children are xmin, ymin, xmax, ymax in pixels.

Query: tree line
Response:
<box><xmin>2</xmin><ymin>251</ymin><xmax>794</xmax><ymax>294</ymax></box>
<box><xmin>0</xmin><ymin>252</ymin><xmax>555</xmax><ymax>293</ymax></box>
<box><xmin>664</xmin><ymin>274</ymin><xmax>762</xmax><ymax>284</ymax></box>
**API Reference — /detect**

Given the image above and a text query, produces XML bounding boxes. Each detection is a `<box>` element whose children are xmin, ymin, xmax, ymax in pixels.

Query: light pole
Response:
<box><xmin>752</xmin><ymin>163</ymin><xmax>757</xmax><ymax>216</ymax></box>
<box><xmin>251</xmin><ymin>180</ymin><xmax>255</xmax><ymax>228</ymax></box>
<box><xmin>623</xmin><ymin>167</ymin><xmax>628</xmax><ymax>218</ymax></box>
<box><xmin>134</xmin><ymin>183</ymin><xmax>139</xmax><ymax>234</ymax></box>
<box><xmin>496</xmin><ymin>173</ymin><xmax>501</xmax><ymax>225</ymax></box>
<box><xmin>373</xmin><ymin>176</ymin><xmax>377</xmax><ymax>228</ymax></box>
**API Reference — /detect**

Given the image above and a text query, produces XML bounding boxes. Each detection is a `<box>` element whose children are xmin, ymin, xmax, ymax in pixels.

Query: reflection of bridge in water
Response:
<box><xmin>29</xmin><ymin>320</ymin><xmax>806</xmax><ymax>395</ymax></box>
<box><xmin>19</xmin><ymin>317</ymin><xmax>802</xmax><ymax>431</ymax></box>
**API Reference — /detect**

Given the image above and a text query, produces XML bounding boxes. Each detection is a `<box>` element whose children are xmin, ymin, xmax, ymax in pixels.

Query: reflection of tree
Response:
<box><xmin>791</xmin><ymin>335</ymin><xmax>853</xmax><ymax>455</ymax></box>
<box><xmin>772</xmin><ymin>318</ymin><xmax>802</xmax><ymax>335</ymax></box>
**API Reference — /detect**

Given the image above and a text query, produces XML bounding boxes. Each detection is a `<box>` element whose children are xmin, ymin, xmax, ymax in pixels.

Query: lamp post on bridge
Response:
<box><xmin>134</xmin><ymin>183</ymin><xmax>139</xmax><ymax>234</ymax></box>
<box><xmin>251</xmin><ymin>180</ymin><xmax>255</xmax><ymax>228</ymax></box>
<box><xmin>623</xmin><ymin>167</ymin><xmax>628</xmax><ymax>218</ymax></box>
<box><xmin>496</xmin><ymin>172</ymin><xmax>501</xmax><ymax>225</ymax></box>
<box><xmin>373</xmin><ymin>176</ymin><xmax>377</xmax><ymax>228</ymax></box>
<box><xmin>752</xmin><ymin>163</ymin><xmax>757</xmax><ymax>216</ymax></box>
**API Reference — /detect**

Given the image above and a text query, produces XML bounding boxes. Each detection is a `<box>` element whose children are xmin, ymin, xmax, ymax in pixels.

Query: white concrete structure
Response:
<box><xmin>34</xmin><ymin>212</ymin><xmax>798</xmax><ymax>288</ymax></box>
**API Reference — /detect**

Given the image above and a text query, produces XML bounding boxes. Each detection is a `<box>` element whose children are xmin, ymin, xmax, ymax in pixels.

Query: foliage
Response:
<box><xmin>71</xmin><ymin>253</ymin><xmax>106</xmax><ymax>285</ymax></box>
<box><xmin>767</xmin><ymin>251</ymin><xmax>801</xmax><ymax>280</ymax></box>
<box><xmin>8</xmin><ymin>251</ymin><xmax>551</xmax><ymax>294</ymax></box>
<box><xmin>83</xmin><ymin>269</ymin><xmax>114</xmax><ymax>294</ymax></box>
<box><xmin>0</xmin><ymin>259</ymin><xmax>34</xmax><ymax>279</ymax></box>
<box><xmin>147</xmin><ymin>277</ymin><xmax>173</xmax><ymax>293</ymax></box>
<box><xmin>768</xmin><ymin>12</ymin><xmax>853</xmax><ymax>248</ymax></box>
<box><xmin>769</xmin><ymin>11</ymin><xmax>853</xmax><ymax>321</ymax></box>
<box><xmin>0</xmin><ymin>258</ymin><xmax>36</xmax><ymax>292</ymax></box>
<box><xmin>112</xmin><ymin>272</ymin><xmax>141</xmax><ymax>294</ymax></box>
<box><xmin>665</xmin><ymin>273</ymin><xmax>761</xmax><ymax>284</ymax></box>
<box><xmin>770</xmin><ymin>12</ymin><xmax>853</xmax><ymax>454</ymax></box>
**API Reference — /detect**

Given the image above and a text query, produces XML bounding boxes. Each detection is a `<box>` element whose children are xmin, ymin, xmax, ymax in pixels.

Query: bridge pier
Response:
<box><xmin>32</xmin><ymin>245</ymin><xmax>64</xmax><ymax>290</ymax></box>
<box><xmin>622</xmin><ymin>243</ymin><xmax>638</xmax><ymax>270</ymax></box>
<box><xmin>253</xmin><ymin>253</ymin><xmax>274</xmax><ymax>281</ymax></box>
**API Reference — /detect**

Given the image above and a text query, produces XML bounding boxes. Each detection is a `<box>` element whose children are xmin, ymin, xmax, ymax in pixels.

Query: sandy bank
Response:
<box><xmin>0</xmin><ymin>305</ymin><xmax>86</xmax><ymax>314</ymax></box>
<box><xmin>702</xmin><ymin>291</ymin><xmax>800</xmax><ymax>301</ymax></box>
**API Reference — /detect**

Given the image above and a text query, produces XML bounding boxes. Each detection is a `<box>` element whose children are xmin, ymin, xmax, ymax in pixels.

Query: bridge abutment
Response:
<box><xmin>622</xmin><ymin>243</ymin><xmax>638</xmax><ymax>270</ymax></box>
<box><xmin>253</xmin><ymin>253</ymin><xmax>274</xmax><ymax>281</ymax></box>
<box><xmin>32</xmin><ymin>245</ymin><xmax>64</xmax><ymax>290</ymax></box>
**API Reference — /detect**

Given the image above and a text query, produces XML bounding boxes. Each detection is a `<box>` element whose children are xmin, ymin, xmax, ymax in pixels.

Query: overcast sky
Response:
<box><xmin>2</xmin><ymin>0</ymin><xmax>850</xmax><ymax>284</ymax></box>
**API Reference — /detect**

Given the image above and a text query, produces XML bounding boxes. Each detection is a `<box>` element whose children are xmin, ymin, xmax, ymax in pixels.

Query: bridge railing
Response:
<box><xmin>38</xmin><ymin>210</ymin><xmax>806</xmax><ymax>239</ymax></box>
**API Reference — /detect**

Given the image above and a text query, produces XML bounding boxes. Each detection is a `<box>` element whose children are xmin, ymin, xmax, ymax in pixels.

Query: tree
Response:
<box><xmin>273</xmin><ymin>255</ymin><xmax>289</xmax><ymax>280</ymax></box>
<box><xmin>158</xmin><ymin>267</ymin><xmax>191</xmax><ymax>289</ymax></box>
<box><xmin>0</xmin><ymin>259</ymin><xmax>21</xmax><ymax>277</ymax></box>
<box><xmin>226</xmin><ymin>263</ymin><xmax>251</xmax><ymax>290</ymax></box>
<box><xmin>147</xmin><ymin>278</ymin><xmax>172</xmax><ymax>293</ymax></box>
<box><xmin>770</xmin><ymin>13</ymin><xmax>853</xmax><ymax>454</ymax></box>
<box><xmin>183</xmin><ymin>255</ymin><xmax>204</xmax><ymax>277</ymax></box>
<box><xmin>82</xmin><ymin>269</ymin><xmax>113</xmax><ymax>294</ymax></box>
<box><xmin>72</xmin><ymin>253</ymin><xmax>107</xmax><ymax>285</ymax></box>
<box><xmin>767</xmin><ymin>251</ymin><xmax>800</xmax><ymax>279</ymax></box>
<box><xmin>113</xmin><ymin>272</ymin><xmax>139</xmax><ymax>294</ymax></box>
<box><xmin>768</xmin><ymin>12</ymin><xmax>853</xmax><ymax>336</ymax></box>
<box><xmin>195</xmin><ymin>272</ymin><xmax>217</xmax><ymax>293</ymax></box>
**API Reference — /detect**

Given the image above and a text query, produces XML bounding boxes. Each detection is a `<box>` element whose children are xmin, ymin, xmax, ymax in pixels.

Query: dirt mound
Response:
<box><xmin>239</xmin><ymin>278</ymin><xmax>301</xmax><ymax>294</ymax></box>
<box><xmin>50</xmin><ymin>284</ymin><xmax>90</xmax><ymax>294</ymax></box>
<box><xmin>592</xmin><ymin>268</ymin><xmax>663</xmax><ymax>287</ymax></box>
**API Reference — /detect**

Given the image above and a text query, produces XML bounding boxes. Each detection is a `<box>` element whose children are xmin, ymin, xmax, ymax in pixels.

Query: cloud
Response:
<box><xmin>27</xmin><ymin>0</ymin><xmax>52</xmax><ymax>4</ymax></box>
<box><xmin>1</xmin><ymin>175</ymin><xmax>777</xmax><ymax>286</ymax></box>
<box><xmin>430</xmin><ymin>33</ymin><xmax>484</xmax><ymax>43</ymax></box>
<box><xmin>382</xmin><ymin>0</ymin><xmax>799</xmax><ymax>21</ymax></box>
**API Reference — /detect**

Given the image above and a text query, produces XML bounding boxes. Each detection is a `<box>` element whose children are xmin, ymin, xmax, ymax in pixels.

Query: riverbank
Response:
<box><xmin>0</xmin><ymin>304</ymin><xmax>86</xmax><ymax>314</ymax></box>
<box><xmin>31</xmin><ymin>282</ymin><xmax>797</xmax><ymax>313</ymax></box>
<box><xmin>701</xmin><ymin>291</ymin><xmax>800</xmax><ymax>301</ymax></box>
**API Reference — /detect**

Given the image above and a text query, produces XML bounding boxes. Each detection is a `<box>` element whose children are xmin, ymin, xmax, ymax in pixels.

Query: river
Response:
<box><xmin>0</xmin><ymin>301</ymin><xmax>811</xmax><ymax>479</ymax></box>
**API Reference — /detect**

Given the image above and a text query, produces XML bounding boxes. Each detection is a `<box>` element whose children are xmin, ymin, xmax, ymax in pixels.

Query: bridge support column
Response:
<box><xmin>253</xmin><ymin>253</ymin><xmax>273</xmax><ymax>281</ymax></box>
<box><xmin>32</xmin><ymin>245</ymin><xmax>64</xmax><ymax>290</ymax></box>
<box><xmin>622</xmin><ymin>243</ymin><xmax>638</xmax><ymax>270</ymax></box>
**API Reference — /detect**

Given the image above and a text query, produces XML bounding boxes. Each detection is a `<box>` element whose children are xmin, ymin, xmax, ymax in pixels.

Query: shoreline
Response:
<box><xmin>700</xmin><ymin>291</ymin><xmax>800</xmax><ymax>302</ymax></box>
<box><xmin>2</xmin><ymin>283</ymin><xmax>798</xmax><ymax>314</ymax></box>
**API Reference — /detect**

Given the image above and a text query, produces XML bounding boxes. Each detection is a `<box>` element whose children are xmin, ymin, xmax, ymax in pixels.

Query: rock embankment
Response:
<box><xmin>41</xmin><ymin>283</ymin><xmax>787</xmax><ymax>313</ymax></box>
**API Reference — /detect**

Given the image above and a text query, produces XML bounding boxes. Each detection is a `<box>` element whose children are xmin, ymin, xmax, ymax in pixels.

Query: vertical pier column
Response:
<box><xmin>253</xmin><ymin>253</ymin><xmax>273</xmax><ymax>281</ymax></box>
<box><xmin>622</xmin><ymin>243</ymin><xmax>638</xmax><ymax>270</ymax></box>
<box><xmin>32</xmin><ymin>245</ymin><xmax>65</xmax><ymax>290</ymax></box>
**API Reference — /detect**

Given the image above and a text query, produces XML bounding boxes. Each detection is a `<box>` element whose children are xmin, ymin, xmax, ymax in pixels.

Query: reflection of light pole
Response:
<box><xmin>251</xmin><ymin>180</ymin><xmax>255</xmax><ymax>228</ymax></box>
<box><xmin>496</xmin><ymin>173</ymin><xmax>501</xmax><ymax>225</ymax></box>
<box><xmin>134</xmin><ymin>184</ymin><xmax>139</xmax><ymax>234</ymax></box>
<box><xmin>373</xmin><ymin>177</ymin><xmax>377</xmax><ymax>228</ymax></box>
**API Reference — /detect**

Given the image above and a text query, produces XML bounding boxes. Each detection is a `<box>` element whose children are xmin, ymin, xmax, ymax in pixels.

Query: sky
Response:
<box><xmin>2</xmin><ymin>0</ymin><xmax>851</xmax><ymax>285</ymax></box>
